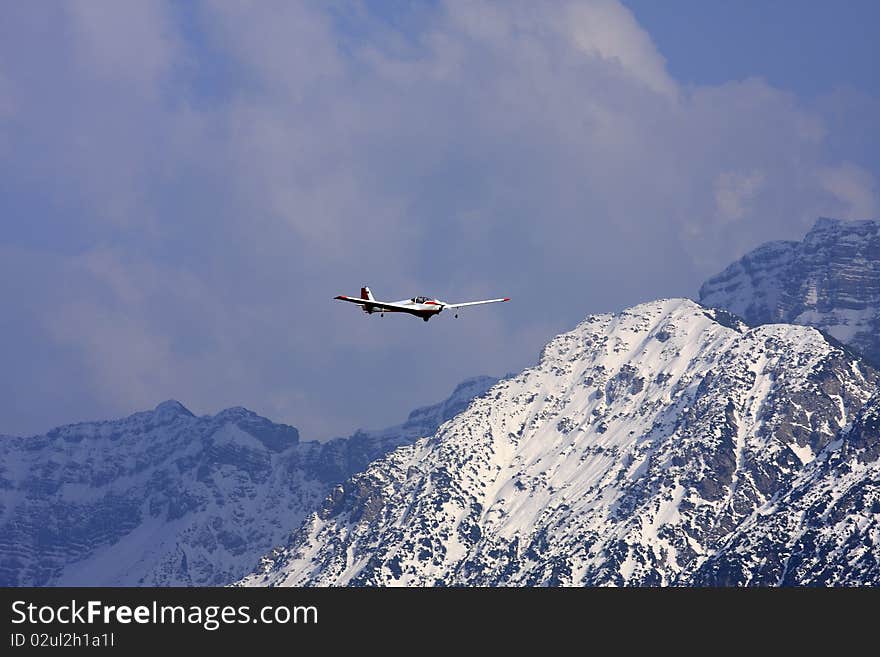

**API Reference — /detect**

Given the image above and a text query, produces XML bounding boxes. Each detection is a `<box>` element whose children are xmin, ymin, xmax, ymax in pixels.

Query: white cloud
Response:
<box><xmin>564</xmin><ymin>0</ymin><xmax>677</xmax><ymax>97</ymax></box>
<box><xmin>714</xmin><ymin>170</ymin><xmax>765</xmax><ymax>223</ymax></box>
<box><xmin>64</xmin><ymin>1</ymin><xmax>177</xmax><ymax>93</ymax></box>
<box><xmin>439</xmin><ymin>1</ymin><xmax>675</xmax><ymax>96</ymax></box>
<box><xmin>817</xmin><ymin>163</ymin><xmax>877</xmax><ymax>219</ymax></box>
<box><xmin>203</xmin><ymin>0</ymin><xmax>344</xmax><ymax>97</ymax></box>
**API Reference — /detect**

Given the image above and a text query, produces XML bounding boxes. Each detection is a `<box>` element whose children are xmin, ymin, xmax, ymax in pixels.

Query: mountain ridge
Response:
<box><xmin>0</xmin><ymin>376</ymin><xmax>497</xmax><ymax>586</ymax></box>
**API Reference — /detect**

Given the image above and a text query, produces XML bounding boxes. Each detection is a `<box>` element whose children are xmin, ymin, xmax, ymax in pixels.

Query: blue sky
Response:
<box><xmin>625</xmin><ymin>0</ymin><xmax>879</xmax><ymax>97</ymax></box>
<box><xmin>1</xmin><ymin>1</ymin><xmax>877</xmax><ymax>439</ymax></box>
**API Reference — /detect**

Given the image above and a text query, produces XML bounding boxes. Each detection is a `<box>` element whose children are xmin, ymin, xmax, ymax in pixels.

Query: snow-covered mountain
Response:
<box><xmin>240</xmin><ymin>299</ymin><xmax>879</xmax><ymax>586</ymax></box>
<box><xmin>0</xmin><ymin>376</ymin><xmax>496</xmax><ymax>586</ymax></box>
<box><xmin>699</xmin><ymin>217</ymin><xmax>880</xmax><ymax>364</ymax></box>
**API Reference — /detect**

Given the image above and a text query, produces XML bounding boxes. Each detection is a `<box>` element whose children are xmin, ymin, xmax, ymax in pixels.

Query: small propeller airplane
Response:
<box><xmin>334</xmin><ymin>286</ymin><xmax>510</xmax><ymax>322</ymax></box>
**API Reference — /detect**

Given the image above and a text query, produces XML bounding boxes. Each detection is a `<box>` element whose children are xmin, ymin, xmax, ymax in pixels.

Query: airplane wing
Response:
<box><xmin>334</xmin><ymin>296</ymin><xmax>410</xmax><ymax>312</ymax></box>
<box><xmin>444</xmin><ymin>297</ymin><xmax>510</xmax><ymax>309</ymax></box>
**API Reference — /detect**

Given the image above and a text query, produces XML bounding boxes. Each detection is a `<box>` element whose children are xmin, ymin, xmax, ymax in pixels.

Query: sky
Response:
<box><xmin>1</xmin><ymin>0</ymin><xmax>877</xmax><ymax>440</ymax></box>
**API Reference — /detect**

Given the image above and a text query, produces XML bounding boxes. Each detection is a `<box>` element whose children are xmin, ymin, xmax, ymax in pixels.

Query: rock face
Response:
<box><xmin>699</xmin><ymin>217</ymin><xmax>880</xmax><ymax>364</ymax></box>
<box><xmin>239</xmin><ymin>299</ymin><xmax>879</xmax><ymax>586</ymax></box>
<box><xmin>0</xmin><ymin>377</ymin><xmax>496</xmax><ymax>586</ymax></box>
<box><xmin>690</xmin><ymin>393</ymin><xmax>880</xmax><ymax>586</ymax></box>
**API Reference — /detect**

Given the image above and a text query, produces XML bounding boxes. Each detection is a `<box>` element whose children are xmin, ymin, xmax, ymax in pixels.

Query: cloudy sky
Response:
<box><xmin>1</xmin><ymin>1</ymin><xmax>877</xmax><ymax>439</ymax></box>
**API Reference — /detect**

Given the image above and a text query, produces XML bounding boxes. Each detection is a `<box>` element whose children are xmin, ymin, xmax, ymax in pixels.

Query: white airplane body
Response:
<box><xmin>334</xmin><ymin>286</ymin><xmax>509</xmax><ymax>321</ymax></box>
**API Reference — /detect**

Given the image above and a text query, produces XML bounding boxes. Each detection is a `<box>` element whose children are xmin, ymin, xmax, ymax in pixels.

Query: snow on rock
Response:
<box><xmin>690</xmin><ymin>393</ymin><xmax>880</xmax><ymax>586</ymax></box>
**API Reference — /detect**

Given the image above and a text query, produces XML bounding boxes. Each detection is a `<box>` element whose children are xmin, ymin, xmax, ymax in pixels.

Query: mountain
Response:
<box><xmin>699</xmin><ymin>217</ymin><xmax>880</xmax><ymax>364</ymax></box>
<box><xmin>239</xmin><ymin>299</ymin><xmax>879</xmax><ymax>586</ymax></box>
<box><xmin>0</xmin><ymin>376</ymin><xmax>496</xmax><ymax>586</ymax></box>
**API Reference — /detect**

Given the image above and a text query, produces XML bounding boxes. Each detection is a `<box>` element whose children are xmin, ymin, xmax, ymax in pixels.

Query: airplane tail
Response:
<box><xmin>361</xmin><ymin>286</ymin><xmax>375</xmax><ymax>301</ymax></box>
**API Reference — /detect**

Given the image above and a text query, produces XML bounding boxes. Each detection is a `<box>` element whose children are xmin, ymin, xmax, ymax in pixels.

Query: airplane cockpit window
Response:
<box><xmin>413</xmin><ymin>296</ymin><xmax>429</xmax><ymax>303</ymax></box>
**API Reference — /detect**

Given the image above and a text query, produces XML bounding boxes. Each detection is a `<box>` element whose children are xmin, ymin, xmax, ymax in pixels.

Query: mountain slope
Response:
<box><xmin>689</xmin><ymin>393</ymin><xmax>880</xmax><ymax>586</ymax></box>
<box><xmin>699</xmin><ymin>217</ymin><xmax>880</xmax><ymax>364</ymax></box>
<box><xmin>0</xmin><ymin>377</ymin><xmax>496</xmax><ymax>586</ymax></box>
<box><xmin>240</xmin><ymin>299</ymin><xmax>878</xmax><ymax>586</ymax></box>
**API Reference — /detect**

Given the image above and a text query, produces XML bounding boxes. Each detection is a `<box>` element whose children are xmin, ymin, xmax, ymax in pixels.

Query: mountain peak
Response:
<box><xmin>700</xmin><ymin>216</ymin><xmax>880</xmax><ymax>364</ymax></box>
<box><xmin>151</xmin><ymin>400</ymin><xmax>194</xmax><ymax>422</ymax></box>
<box><xmin>557</xmin><ymin>298</ymin><xmax>745</xmax><ymax>359</ymax></box>
<box><xmin>810</xmin><ymin>216</ymin><xmax>877</xmax><ymax>232</ymax></box>
<box><xmin>811</xmin><ymin>216</ymin><xmax>842</xmax><ymax>230</ymax></box>
<box><xmin>568</xmin><ymin>297</ymin><xmax>689</xmax><ymax>333</ymax></box>
<box><xmin>154</xmin><ymin>399</ymin><xmax>193</xmax><ymax>416</ymax></box>
<box><xmin>214</xmin><ymin>406</ymin><xmax>258</xmax><ymax>421</ymax></box>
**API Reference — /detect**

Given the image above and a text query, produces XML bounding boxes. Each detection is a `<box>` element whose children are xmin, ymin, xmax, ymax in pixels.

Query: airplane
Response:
<box><xmin>334</xmin><ymin>286</ymin><xmax>510</xmax><ymax>322</ymax></box>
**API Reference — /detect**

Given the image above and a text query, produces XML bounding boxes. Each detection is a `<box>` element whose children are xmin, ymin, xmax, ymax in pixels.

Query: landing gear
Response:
<box><xmin>423</xmin><ymin>316</ymin><xmax>429</xmax><ymax>322</ymax></box>
<box><xmin>380</xmin><ymin>313</ymin><xmax>384</xmax><ymax>317</ymax></box>
<box><xmin>454</xmin><ymin>313</ymin><xmax>459</xmax><ymax>319</ymax></box>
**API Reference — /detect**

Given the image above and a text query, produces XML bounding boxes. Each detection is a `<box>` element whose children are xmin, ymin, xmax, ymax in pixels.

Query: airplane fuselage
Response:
<box><xmin>362</xmin><ymin>297</ymin><xmax>445</xmax><ymax>320</ymax></box>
